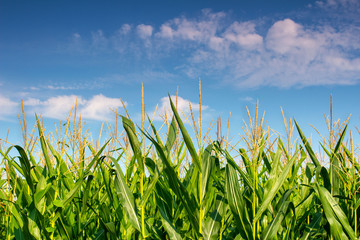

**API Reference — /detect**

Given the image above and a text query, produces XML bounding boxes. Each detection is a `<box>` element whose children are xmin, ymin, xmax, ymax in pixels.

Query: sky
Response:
<box><xmin>1</xmin><ymin>0</ymin><xmax>360</xmax><ymax>148</ymax></box>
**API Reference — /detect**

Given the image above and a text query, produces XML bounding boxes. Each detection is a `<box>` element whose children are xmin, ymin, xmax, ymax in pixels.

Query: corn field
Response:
<box><xmin>0</xmin><ymin>92</ymin><xmax>359</xmax><ymax>239</ymax></box>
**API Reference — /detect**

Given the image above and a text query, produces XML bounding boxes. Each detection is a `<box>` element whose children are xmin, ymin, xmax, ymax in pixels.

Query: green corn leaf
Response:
<box><xmin>99</xmin><ymin>164</ymin><xmax>114</xmax><ymax>205</ymax></box>
<box><xmin>278</xmin><ymin>138</ymin><xmax>290</xmax><ymax>160</ymax></box>
<box><xmin>53</xmin><ymin>174</ymin><xmax>86</xmax><ymax>209</ymax></box>
<box><xmin>201</xmin><ymin>144</ymin><xmax>214</xmax><ymax>201</ymax></box>
<box><xmin>222</xmin><ymin>148</ymin><xmax>254</xmax><ymax>192</ymax></box>
<box><xmin>225</xmin><ymin>164</ymin><xmax>252</xmax><ymax>240</ymax></box>
<box><xmin>141</xmin><ymin>128</ymin><xmax>201</xmax><ymax>236</ymax></box>
<box><xmin>80</xmin><ymin>175</ymin><xmax>94</xmax><ymax>215</ymax></box>
<box><xmin>320</xmin><ymin>142</ymin><xmax>331</xmax><ymax>158</ymax></box>
<box><xmin>34</xmin><ymin>169</ymin><xmax>52</xmax><ymax>215</ymax></box>
<box><xmin>10</xmin><ymin>204</ymin><xmax>24</xmax><ymax>229</ymax></box>
<box><xmin>126</xmin><ymin>155</ymin><xmax>137</xmax><ymax>181</ymax></box>
<box><xmin>263</xmin><ymin>201</ymin><xmax>291</xmax><ymax>239</ymax></box>
<box><xmin>263</xmin><ymin>145</ymin><xmax>282</xmax><ymax>197</ymax></box>
<box><xmin>14</xmin><ymin>229</ymin><xmax>26</xmax><ymax>240</ymax></box>
<box><xmin>254</xmin><ymin>146</ymin><xmax>299</xmax><ymax>222</ymax></box>
<box><xmin>332</xmin><ymin>124</ymin><xmax>348</xmax><ymax>157</ymax></box>
<box><xmin>157</xmin><ymin>192</ymin><xmax>182</xmax><ymax>240</ymax></box>
<box><xmin>320</xmin><ymin>166</ymin><xmax>331</xmax><ymax>192</ymax></box>
<box><xmin>239</xmin><ymin>148</ymin><xmax>254</xmax><ymax>180</ymax></box>
<box><xmin>122</xmin><ymin>116</ymin><xmax>144</xmax><ymax>173</ymax></box>
<box><xmin>315</xmin><ymin>183</ymin><xmax>357</xmax><ymax>240</ymax></box>
<box><xmin>96</xmin><ymin>217</ymin><xmax>119</xmax><ymax>240</ymax></box>
<box><xmin>59</xmin><ymin>161</ymin><xmax>75</xmax><ymax>192</ymax></box>
<box><xmin>14</xmin><ymin>145</ymin><xmax>35</xmax><ymax>193</ymax></box>
<box><xmin>28</xmin><ymin>209</ymin><xmax>41</xmax><ymax>240</ymax></box>
<box><xmin>261</xmin><ymin>150</ymin><xmax>272</xmax><ymax>173</ymax></box>
<box><xmin>169</xmin><ymin>95</ymin><xmax>201</xmax><ymax>171</ymax></box>
<box><xmin>148</xmin><ymin>115</ymin><xmax>165</xmax><ymax>149</ymax></box>
<box><xmin>165</xmin><ymin>116</ymin><xmax>177</xmax><ymax>156</ymax></box>
<box><xmin>110</xmin><ymin>156</ymin><xmax>141</xmax><ymax>232</ymax></box>
<box><xmin>294</xmin><ymin>120</ymin><xmax>321</xmax><ymax>168</ymax></box>
<box><xmin>331</xmin><ymin>124</ymin><xmax>348</xmax><ymax>197</ymax></box>
<box><xmin>314</xmin><ymin>185</ymin><xmax>348</xmax><ymax>239</ymax></box>
<box><xmin>262</xmin><ymin>188</ymin><xmax>294</xmax><ymax>240</ymax></box>
<box><xmin>155</xmin><ymin>181</ymin><xmax>174</xmax><ymax>221</ymax></box>
<box><xmin>299</xmin><ymin>212</ymin><xmax>323</xmax><ymax>240</ymax></box>
<box><xmin>84</xmin><ymin>141</ymin><xmax>109</xmax><ymax>176</ymax></box>
<box><xmin>36</xmin><ymin>115</ymin><xmax>54</xmax><ymax>177</ymax></box>
<box><xmin>202</xmin><ymin>196</ymin><xmax>226</xmax><ymax>240</ymax></box>
<box><xmin>139</xmin><ymin>166</ymin><xmax>160</xmax><ymax>208</ymax></box>
<box><xmin>343</xmin><ymin>145</ymin><xmax>360</xmax><ymax>172</ymax></box>
<box><xmin>160</xmin><ymin>217</ymin><xmax>182</xmax><ymax>240</ymax></box>
<box><xmin>145</xmin><ymin>157</ymin><xmax>156</xmax><ymax>175</ymax></box>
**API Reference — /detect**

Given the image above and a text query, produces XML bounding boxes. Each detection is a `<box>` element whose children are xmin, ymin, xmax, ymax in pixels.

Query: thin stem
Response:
<box><xmin>199</xmin><ymin>78</ymin><xmax>202</xmax><ymax>143</ymax></box>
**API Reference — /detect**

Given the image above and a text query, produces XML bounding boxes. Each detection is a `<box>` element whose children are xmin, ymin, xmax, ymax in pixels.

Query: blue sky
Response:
<box><xmin>1</xmin><ymin>0</ymin><xmax>360</xmax><ymax>147</ymax></box>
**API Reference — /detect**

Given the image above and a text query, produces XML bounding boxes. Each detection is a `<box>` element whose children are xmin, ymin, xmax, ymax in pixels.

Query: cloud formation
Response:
<box><xmin>315</xmin><ymin>0</ymin><xmax>360</xmax><ymax>9</ymax></box>
<box><xmin>137</xmin><ymin>24</ymin><xmax>153</xmax><ymax>39</ymax></box>
<box><xmin>0</xmin><ymin>95</ymin><xmax>19</xmax><ymax>120</ymax></box>
<box><xmin>152</xmin><ymin>95</ymin><xmax>208</xmax><ymax>121</ymax></box>
<box><xmin>24</xmin><ymin>94</ymin><xmax>125</xmax><ymax>121</ymax></box>
<box><xmin>68</xmin><ymin>10</ymin><xmax>360</xmax><ymax>88</ymax></box>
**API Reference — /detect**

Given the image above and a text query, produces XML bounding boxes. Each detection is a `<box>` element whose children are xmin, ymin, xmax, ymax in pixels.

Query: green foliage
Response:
<box><xmin>0</xmin><ymin>96</ymin><xmax>359</xmax><ymax>239</ymax></box>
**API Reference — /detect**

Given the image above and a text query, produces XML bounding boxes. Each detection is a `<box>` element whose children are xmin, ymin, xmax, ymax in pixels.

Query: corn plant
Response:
<box><xmin>1</xmin><ymin>92</ymin><xmax>359</xmax><ymax>239</ymax></box>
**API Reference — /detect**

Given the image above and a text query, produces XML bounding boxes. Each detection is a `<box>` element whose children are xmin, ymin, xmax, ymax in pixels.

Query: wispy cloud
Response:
<box><xmin>120</xmin><ymin>24</ymin><xmax>132</xmax><ymax>35</ymax></box>
<box><xmin>315</xmin><ymin>0</ymin><xmax>360</xmax><ymax>9</ymax></box>
<box><xmin>241</xmin><ymin>96</ymin><xmax>255</xmax><ymax>104</ymax></box>
<box><xmin>157</xmin><ymin>9</ymin><xmax>226</xmax><ymax>42</ymax></box>
<box><xmin>45</xmin><ymin>85</ymin><xmax>78</xmax><ymax>90</ymax></box>
<box><xmin>24</xmin><ymin>94</ymin><xmax>126</xmax><ymax>121</ymax></box>
<box><xmin>91</xmin><ymin>30</ymin><xmax>109</xmax><ymax>51</ymax></box>
<box><xmin>97</xmin><ymin>70</ymin><xmax>179</xmax><ymax>85</ymax></box>
<box><xmin>0</xmin><ymin>95</ymin><xmax>19</xmax><ymax>120</ymax></box>
<box><xmin>152</xmin><ymin>95</ymin><xmax>208</xmax><ymax>121</ymax></box>
<box><xmin>181</xmin><ymin>16</ymin><xmax>360</xmax><ymax>88</ymax></box>
<box><xmin>137</xmin><ymin>24</ymin><xmax>153</xmax><ymax>39</ymax></box>
<box><xmin>27</xmin><ymin>85</ymin><xmax>77</xmax><ymax>91</ymax></box>
<box><xmin>66</xmin><ymin>9</ymin><xmax>360</xmax><ymax>88</ymax></box>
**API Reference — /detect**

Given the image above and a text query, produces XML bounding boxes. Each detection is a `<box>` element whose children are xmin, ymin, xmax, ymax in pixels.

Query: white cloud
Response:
<box><xmin>155</xmin><ymin>14</ymin><xmax>263</xmax><ymax>53</ymax></box>
<box><xmin>241</xmin><ymin>97</ymin><xmax>255</xmax><ymax>103</ymax></box>
<box><xmin>266</xmin><ymin>19</ymin><xmax>320</xmax><ymax>56</ymax></box>
<box><xmin>68</xmin><ymin>10</ymin><xmax>360</xmax><ymax>88</ymax></box>
<box><xmin>91</xmin><ymin>30</ymin><xmax>108</xmax><ymax>50</ymax></box>
<box><xmin>68</xmin><ymin>32</ymin><xmax>85</xmax><ymax>52</ymax></box>
<box><xmin>316</xmin><ymin>0</ymin><xmax>359</xmax><ymax>8</ymax></box>
<box><xmin>120</xmin><ymin>24</ymin><xmax>131</xmax><ymax>35</ymax></box>
<box><xmin>158</xmin><ymin>24</ymin><xmax>173</xmax><ymax>38</ymax></box>
<box><xmin>186</xmin><ymin>17</ymin><xmax>360</xmax><ymax>88</ymax></box>
<box><xmin>156</xmin><ymin>10</ymin><xmax>226</xmax><ymax>44</ymax></box>
<box><xmin>208</xmin><ymin>36</ymin><xmax>225</xmax><ymax>51</ymax></box>
<box><xmin>27</xmin><ymin>84</ymin><xmax>84</xmax><ymax>91</ymax></box>
<box><xmin>324</xmin><ymin>56</ymin><xmax>360</xmax><ymax>71</ymax></box>
<box><xmin>24</xmin><ymin>95</ymin><xmax>85</xmax><ymax>120</ymax></box>
<box><xmin>23</xmin><ymin>97</ymin><xmax>42</xmax><ymax>106</ymax></box>
<box><xmin>223</xmin><ymin>21</ymin><xmax>263</xmax><ymax>50</ymax></box>
<box><xmin>46</xmin><ymin>85</ymin><xmax>77</xmax><ymax>90</ymax></box>
<box><xmin>81</xmin><ymin>94</ymin><xmax>124</xmax><ymax>121</ymax></box>
<box><xmin>24</xmin><ymin>94</ymin><xmax>125</xmax><ymax>121</ymax></box>
<box><xmin>73</xmin><ymin>33</ymin><xmax>81</xmax><ymax>40</ymax></box>
<box><xmin>136</xmin><ymin>24</ymin><xmax>153</xmax><ymax>39</ymax></box>
<box><xmin>152</xmin><ymin>95</ymin><xmax>208</xmax><ymax>121</ymax></box>
<box><xmin>97</xmin><ymin>70</ymin><xmax>179</xmax><ymax>85</ymax></box>
<box><xmin>0</xmin><ymin>95</ymin><xmax>19</xmax><ymax>120</ymax></box>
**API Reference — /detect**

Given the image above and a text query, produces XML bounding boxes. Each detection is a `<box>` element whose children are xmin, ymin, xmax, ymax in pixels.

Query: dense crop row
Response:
<box><xmin>0</xmin><ymin>96</ymin><xmax>359</xmax><ymax>239</ymax></box>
